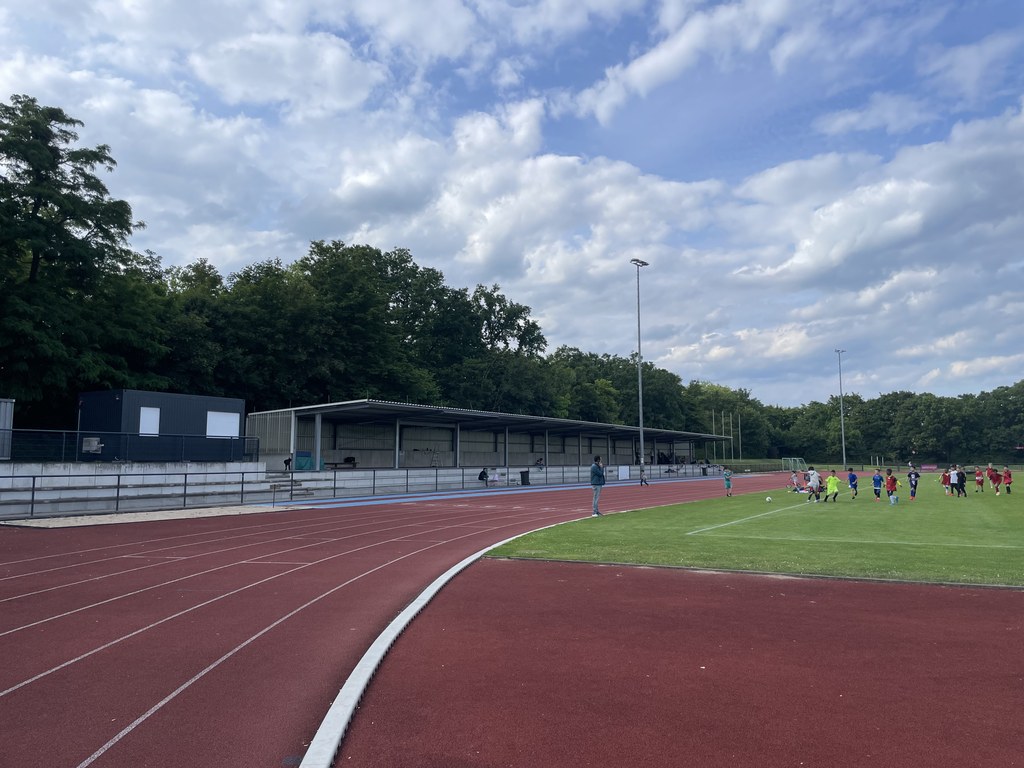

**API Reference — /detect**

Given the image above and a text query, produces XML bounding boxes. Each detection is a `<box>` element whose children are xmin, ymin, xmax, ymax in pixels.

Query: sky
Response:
<box><xmin>3</xmin><ymin>0</ymin><xmax>1024</xmax><ymax>408</ymax></box>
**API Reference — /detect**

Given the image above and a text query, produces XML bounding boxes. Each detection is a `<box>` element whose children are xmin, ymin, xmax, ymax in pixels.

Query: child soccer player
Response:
<box><xmin>975</xmin><ymin>466</ymin><xmax>985</xmax><ymax>493</ymax></box>
<box><xmin>907</xmin><ymin>466</ymin><xmax>921</xmax><ymax>500</ymax></box>
<box><xmin>824</xmin><ymin>470</ymin><xmax>841</xmax><ymax>502</ymax></box>
<box><xmin>788</xmin><ymin>471</ymin><xmax>800</xmax><ymax>492</ymax></box>
<box><xmin>940</xmin><ymin>469</ymin><xmax>951</xmax><ymax>495</ymax></box>
<box><xmin>847</xmin><ymin>468</ymin><xmax>858</xmax><ymax>499</ymax></box>
<box><xmin>991</xmin><ymin>467</ymin><xmax>1003</xmax><ymax>496</ymax></box>
<box><xmin>805</xmin><ymin>467</ymin><xmax>821</xmax><ymax>502</ymax></box>
<box><xmin>872</xmin><ymin>469</ymin><xmax>883</xmax><ymax>501</ymax></box>
<box><xmin>723</xmin><ymin>466</ymin><xmax>733</xmax><ymax>497</ymax></box>
<box><xmin>1003</xmin><ymin>466</ymin><xmax>1013</xmax><ymax>494</ymax></box>
<box><xmin>885</xmin><ymin>468</ymin><xmax>898</xmax><ymax>505</ymax></box>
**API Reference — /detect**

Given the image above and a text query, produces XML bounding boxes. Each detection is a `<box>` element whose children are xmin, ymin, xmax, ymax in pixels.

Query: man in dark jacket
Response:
<box><xmin>590</xmin><ymin>456</ymin><xmax>606</xmax><ymax>516</ymax></box>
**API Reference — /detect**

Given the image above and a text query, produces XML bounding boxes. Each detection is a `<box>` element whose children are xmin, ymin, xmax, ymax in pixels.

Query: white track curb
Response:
<box><xmin>299</xmin><ymin>519</ymin><xmax>577</xmax><ymax>768</ymax></box>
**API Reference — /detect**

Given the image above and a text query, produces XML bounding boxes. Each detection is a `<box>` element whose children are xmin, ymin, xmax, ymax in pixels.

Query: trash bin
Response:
<box><xmin>520</xmin><ymin>470</ymin><xmax>531</xmax><ymax>486</ymax></box>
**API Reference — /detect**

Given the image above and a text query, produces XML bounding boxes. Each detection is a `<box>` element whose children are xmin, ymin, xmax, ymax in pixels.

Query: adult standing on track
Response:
<box><xmin>590</xmin><ymin>456</ymin><xmax>606</xmax><ymax>516</ymax></box>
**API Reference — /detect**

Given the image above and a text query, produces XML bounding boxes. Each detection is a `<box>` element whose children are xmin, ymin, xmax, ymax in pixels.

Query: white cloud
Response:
<box><xmin>328</xmin><ymin>0</ymin><xmax>479</xmax><ymax>62</ymax></box>
<box><xmin>920</xmin><ymin>31</ymin><xmax>1024</xmax><ymax>105</ymax></box>
<box><xmin>162</xmin><ymin>224</ymin><xmax>302</xmax><ymax>274</ymax></box>
<box><xmin>189</xmin><ymin>32</ymin><xmax>388</xmax><ymax>117</ymax></box>
<box><xmin>814</xmin><ymin>92</ymin><xmax>937</xmax><ymax>135</ymax></box>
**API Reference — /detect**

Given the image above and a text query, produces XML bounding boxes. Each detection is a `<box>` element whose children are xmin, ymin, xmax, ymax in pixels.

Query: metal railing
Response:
<box><xmin>2</xmin><ymin>429</ymin><xmax>259</xmax><ymax>463</ymax></box>
<box><xmin>0</xmin><ymin>462</ymin><xmax>786</xmax><ymax>521</ymax></box>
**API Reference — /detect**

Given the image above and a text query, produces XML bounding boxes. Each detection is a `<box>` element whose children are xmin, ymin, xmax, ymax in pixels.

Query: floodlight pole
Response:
<box><xmin>631</xmin><ymin>258</ymin><xmax>649</xmax><ymax>470</ymax></box>
<box><xmin>835</xmin><ymin>348</ymin><xmax>847</xmax><ymax>468</ymax></box>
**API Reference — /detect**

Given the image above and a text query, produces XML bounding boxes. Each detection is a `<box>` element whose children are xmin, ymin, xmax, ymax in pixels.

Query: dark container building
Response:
<box><xmin>77</xmin><ymin>390</ymin><xmax>250</xmax><ymax>462</ymax></box>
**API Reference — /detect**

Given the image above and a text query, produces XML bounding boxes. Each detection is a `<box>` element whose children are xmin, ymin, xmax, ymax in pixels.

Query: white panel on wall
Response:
<box><xmin>206</xmin><ymin>411</ymin><xmax>240</xmax><ymax>438</ymax></box>
<box><xmin>139</xmin><ymin>407</ymin><xmax>160</xmax><ymax>436</ymax></box>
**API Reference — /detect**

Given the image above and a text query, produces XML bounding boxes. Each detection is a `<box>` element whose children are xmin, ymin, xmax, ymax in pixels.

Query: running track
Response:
<box><xmin>0</xmin><ymin>473</ymin><xmax>765</xmax><ymax>767</ymax></box>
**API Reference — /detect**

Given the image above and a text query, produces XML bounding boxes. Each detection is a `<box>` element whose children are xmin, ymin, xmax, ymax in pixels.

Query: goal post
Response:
<box><xmin>781</xmin><ymin>457</ymin><xmax>807</xmax><ymax>473</ymax></box>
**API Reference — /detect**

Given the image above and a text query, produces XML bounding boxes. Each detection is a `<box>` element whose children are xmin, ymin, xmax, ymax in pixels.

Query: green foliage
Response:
<box><xmin>0</xmin><ymin>94</ymin><xmax>138</xmax><ymax>285</ymax></box>
<box><xmin>0</xmin><ymin>94</ymin><xmax>155</xmax><ymax>425</ymax></box>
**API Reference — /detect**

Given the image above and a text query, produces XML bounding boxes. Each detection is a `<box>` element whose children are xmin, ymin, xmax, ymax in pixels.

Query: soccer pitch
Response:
<box><xmin>490</xmin><ymin>475</ymin><xmax>1024</xmax><ymax>587</ymax></box>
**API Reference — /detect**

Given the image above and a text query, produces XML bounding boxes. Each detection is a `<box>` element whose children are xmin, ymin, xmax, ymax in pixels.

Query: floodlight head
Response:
<box><xmin>630</xmin><ymin>258</ymin><xmax>649</xmax><ymax>268</ymax></box>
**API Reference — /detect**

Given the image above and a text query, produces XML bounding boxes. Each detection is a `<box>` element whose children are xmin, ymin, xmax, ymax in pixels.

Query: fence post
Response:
<box><xmin>116</xmin><ymin>474</ymin><xmax>121</xmax><ymax>513</ymax></box>
<box><xmin>183</xmin><ymin>472</ymin><xmax>188</xmax><ymax>508</ymax></box>
<box><xmin>30</xmin><ymin>476</ymin><xmax>36</xmax><ymax>518</ymax></box>
<box><xmin>240</xmin><ymin>471</ymin><xmax>245</xmax><ymax>506</ymax></box>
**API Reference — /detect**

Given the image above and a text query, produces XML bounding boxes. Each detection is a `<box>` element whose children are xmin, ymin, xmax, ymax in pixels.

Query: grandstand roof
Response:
<box><xmin>249</xmin><ymin>398</ymin><xmax>724</xmax><ymax>445</ymax></box>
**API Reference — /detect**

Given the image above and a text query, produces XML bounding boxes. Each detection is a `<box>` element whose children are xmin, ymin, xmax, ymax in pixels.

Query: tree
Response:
<box><xmin>471</xmin><ymin>284</ymin><xmax>546</xmax><ymax>355</ymax></box>
<box><xmin>160</xmin><ymin>259</ymin><xmax>229</xmax><ymax>396</ymax></box>
<box><xmin>0</xmin><ymin>94</ymin><xmax>156</xmax><ymax>425</ymax></box>
<box><xmin>290</xmin><ymin>241</ymin><xmax>441</xmax><ymax>406</ymax></box>
<box><xmin>0</xmin><ymin>94</ymin><xmax>139</xmax><ymax>285</ymax></box>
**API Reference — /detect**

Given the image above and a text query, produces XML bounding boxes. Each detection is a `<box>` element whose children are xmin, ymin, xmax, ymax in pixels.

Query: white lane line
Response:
<box><xmin>73</xmin><ymin>546</ymin><xmax>426</xmax><ymax>768</ymax></box>
<box><xmin>0</xmin><ymin>508</ymin><xmax>407</xmax><ymax>581</ymax></box>
<box><xmin>299</xmin><ymin>517</ymin><xmax>578</xmax><ymax>768</ymax></box>
<box><xmin>0</xmin><ymin>537</ymin><xmax>402</xmax><ymax>699</ymax></box>
<box><xmin>0</xmin><ymin>506</ymin><xmax>532</xmax><ymax>635</ymax></box>
<box><xmin>1</xmin><ymin>502</ymin><xmax>518</xmax><ymax>603</ymax></box>
<box><xmin>74</xmin><ymin>512</ymin><xmax>581</xmax><ymax>768</ymax></box>
<box><xmin>0</xmin><ymin>510</ymin><xmax>369</xmax><ymax>568</ymax></box>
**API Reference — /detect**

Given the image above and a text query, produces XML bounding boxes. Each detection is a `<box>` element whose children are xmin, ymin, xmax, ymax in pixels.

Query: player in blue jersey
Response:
<box><xmin>872</xmin><ymin>469</ymin><xmax>883</xmax><ymax>501</ymax></box>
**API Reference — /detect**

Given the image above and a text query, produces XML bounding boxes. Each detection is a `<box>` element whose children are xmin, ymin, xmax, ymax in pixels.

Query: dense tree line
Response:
<box><xmin>2</xmin><ymin>94</ymin><xmax>1022</xmax><ymax>465</ymax></box>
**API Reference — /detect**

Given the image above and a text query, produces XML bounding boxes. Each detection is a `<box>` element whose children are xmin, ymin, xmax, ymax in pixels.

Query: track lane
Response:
<box><xmin>0</xmin><ymin>473</ymin><xmax>782</xmax><ymax>767</ymax></box>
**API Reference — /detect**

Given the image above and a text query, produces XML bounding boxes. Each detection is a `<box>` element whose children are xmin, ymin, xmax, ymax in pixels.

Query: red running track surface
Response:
<box><xmin>0</xmin><ymin>473</ymin><xmax>767</xmax><ymax>767</ymax></box>
<box><xmin>341</xmin><ymin>561</ymin><xmax>1024</xmax><ymax>768</ymax></box>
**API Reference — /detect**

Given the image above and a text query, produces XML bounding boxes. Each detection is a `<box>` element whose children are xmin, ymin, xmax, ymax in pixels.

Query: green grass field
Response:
<box><xmin>490</xmin><ymin>475</ymin><xmax>1024</xmax><ymax>586</ymax></box>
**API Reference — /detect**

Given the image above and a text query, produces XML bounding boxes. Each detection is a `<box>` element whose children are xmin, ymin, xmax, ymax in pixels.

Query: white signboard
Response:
<box><xmin>206</xmin><ymin>411</ymin><xmax>240</xmax><ymax>438</ymax></box>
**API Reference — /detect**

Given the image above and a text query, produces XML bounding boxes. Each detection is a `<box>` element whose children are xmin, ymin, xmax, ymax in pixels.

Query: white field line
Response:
<box><xmin>685</xmin><ymin>501</ymin><xmax>807</xmax><ymax>536</ymax></box>
<box><xmin>691</xmin><ymin>533</ymin><xmax>1024</xmax><ymax>550</ymax></box>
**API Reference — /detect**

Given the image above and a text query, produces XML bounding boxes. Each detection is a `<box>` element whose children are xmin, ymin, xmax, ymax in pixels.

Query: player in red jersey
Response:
<box><xmin>991</xmin><ymin>468</ymin><xmax>1003</xmax><ymax>496</ymax></box>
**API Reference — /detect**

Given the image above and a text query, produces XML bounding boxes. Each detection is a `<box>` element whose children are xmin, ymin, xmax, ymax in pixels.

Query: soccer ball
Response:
<box><xmin>765</xmin><ymin>496</ymin><xmax>772</xmax><ymax>503</ymax></box>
